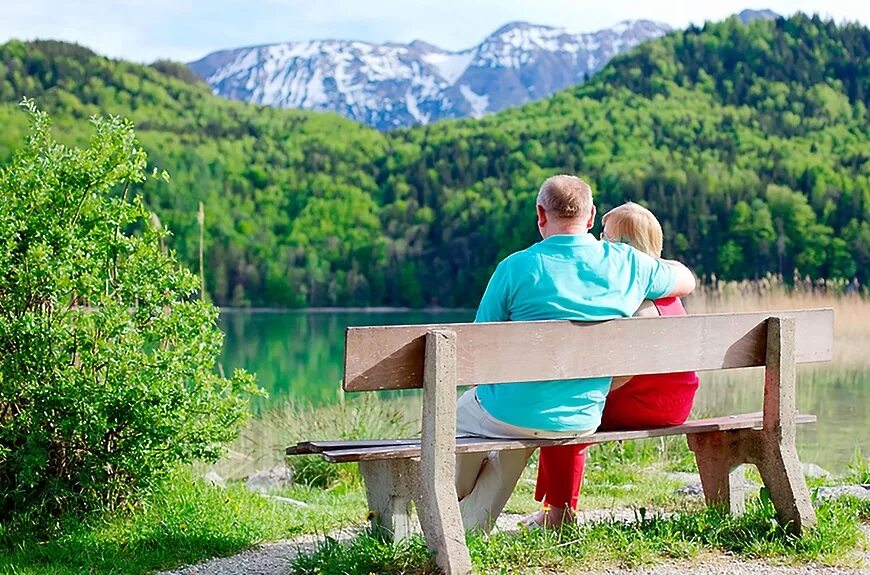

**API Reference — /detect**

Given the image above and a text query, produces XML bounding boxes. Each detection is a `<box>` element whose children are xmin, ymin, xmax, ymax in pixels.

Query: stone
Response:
<box><xmin>675</xmin><ymin>478</ymin><xmax>761</xmax><ymax>499</ymax></box>
<box><xmin>245</xmin><ymin>466</ymin><xmax>294</xmax><ymax>493</ymax></box>
<box><xmin>801</xmin><ymin>462</ymin><xmax>831</xmax><ymax>478</ymax></box>
<box><xmin>203</xmin><ymin>471</ymin><xmax>226</xmax><ymax>488</ymax></box>
<box><xmin>676</xmin><ymin>483</ymin><xmax>704</xmax><ymax>498</ymax></box>
<box><xmin>813</xmin><ymin>484</ymin><xmax>870</xmax><ymax>503</ymax></box>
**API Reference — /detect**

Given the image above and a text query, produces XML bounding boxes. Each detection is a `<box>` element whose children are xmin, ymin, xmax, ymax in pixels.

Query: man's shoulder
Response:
<box><xmin>497</xmin><ymin>244</ymin><xmax>541</xmax><ymax>270</ymax></box>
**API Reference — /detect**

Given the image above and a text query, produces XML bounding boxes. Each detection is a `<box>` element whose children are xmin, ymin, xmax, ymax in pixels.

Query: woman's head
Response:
<box><xmin>601</xmin><ymin>202</ymin><xmax>663</xmax><ymax>258</ymax></box>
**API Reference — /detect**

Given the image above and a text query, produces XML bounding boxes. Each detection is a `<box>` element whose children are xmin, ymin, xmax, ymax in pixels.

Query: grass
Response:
<box><xmin>500</xmin><ymin>435</ymin><xmax>699</xmax><ymax>518</ymax></box>
<box><xmin>1</xmin><ymin>418</ymin><xmax>868</xmax><ymax>575</ymax></box>
<box><xmin>0</xmin><ymin>469</ymin><xmax>367</xmax><ymax>575</ymax></box>
<box><xmin>205</xmin><ymin>393</ymin><xmax>418</xmax><ymax>484</ymax></box>
<box><xmin>844</xmin><ymin>449</ymin><xmax>870</xmax><ymax>485</ymax></box>
<box><xmin>292</xmin><ymin>497</ymin><xmax>870</xmax><ymax>575</ymax></box>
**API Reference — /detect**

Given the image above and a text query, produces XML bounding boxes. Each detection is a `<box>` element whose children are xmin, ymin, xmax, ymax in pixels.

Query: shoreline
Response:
<box><xmin>218</xmin><ymin>306</ymin><xmax>475</xmax><ymax>314</ymax></box>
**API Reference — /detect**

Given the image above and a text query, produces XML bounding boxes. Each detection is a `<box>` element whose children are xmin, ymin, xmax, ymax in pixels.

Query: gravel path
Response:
<box><xmin>568</xmin><ymin>555</ymin><xmax>868</xmax><ymax>575</ymax></box>
<box><xmin>158</xmin><ymin>517</ymin><xmax>869</xmax><ymax>575</ymax></box>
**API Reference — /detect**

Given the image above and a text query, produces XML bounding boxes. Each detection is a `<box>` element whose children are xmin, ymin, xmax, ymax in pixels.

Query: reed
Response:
<box><xmin>687</xmin><ymin>275</ymin><xmax>869</xmax><ymax>366</ymax></box>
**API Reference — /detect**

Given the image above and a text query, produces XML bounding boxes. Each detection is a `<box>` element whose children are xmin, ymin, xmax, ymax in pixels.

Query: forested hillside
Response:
<box><xmin>0</xmin><ymin>14</ymin><xmax>867</xmax><ymax>307</ymax></box>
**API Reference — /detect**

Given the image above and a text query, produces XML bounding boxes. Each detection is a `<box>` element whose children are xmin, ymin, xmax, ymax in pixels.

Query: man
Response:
<box><xmin>455</xmin><ymin>175</ymin><xmax>696</xmax><ymax>531</ymax></box>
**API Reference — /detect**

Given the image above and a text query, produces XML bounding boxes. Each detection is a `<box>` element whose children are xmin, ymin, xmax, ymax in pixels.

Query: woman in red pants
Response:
<box><xmin>523</xmin><ymin>202</ymin><xmax>700</xmax><ymax>528</ymax></box>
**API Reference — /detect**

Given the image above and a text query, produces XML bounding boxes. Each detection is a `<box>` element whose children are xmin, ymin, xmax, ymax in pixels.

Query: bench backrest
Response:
<box><xmin>343</xmin><ymin>309</ymin><xmax>833</xmax><ymax>392</ymax></box>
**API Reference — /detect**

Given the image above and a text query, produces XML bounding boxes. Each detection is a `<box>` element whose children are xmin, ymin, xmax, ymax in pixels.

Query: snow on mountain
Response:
<box><xmin>737</xmin><ymin>9</ymin><xmax>782</xmax><ymax>24</ymax></box>
<box><xmin>421</xmin><ymin>51</ymin><xmax>474</xmax><ymax>84</ymax></box>
<box><xmin>189</xmin><ymin>20</ymin><xmax>672</xmax><ymax>130</ymax></box>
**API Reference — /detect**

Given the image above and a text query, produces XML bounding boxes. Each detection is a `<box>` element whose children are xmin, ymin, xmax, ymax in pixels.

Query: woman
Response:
<box><xmin>523</xmin><ymin>202</ymin><xmax>700</xmax><ymax>528</ymax></box>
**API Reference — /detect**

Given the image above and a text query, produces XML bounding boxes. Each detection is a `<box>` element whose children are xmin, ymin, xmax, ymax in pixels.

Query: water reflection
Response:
<box><xmin>219</xmin><ymin>310</ymin><xmax>472</xmax><ymax>406</ymax></box>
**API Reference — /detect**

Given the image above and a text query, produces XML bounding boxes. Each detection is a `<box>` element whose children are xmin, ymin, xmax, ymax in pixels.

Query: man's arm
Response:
<box><xmin>661</xmin><ymin>259</ymin><xmax>696</xmax><ymax>298</ymax></box>
<box><xmin>637</xmin><ymin>250</ymin><xmax>695</xmax><ymax>301</ymax></box>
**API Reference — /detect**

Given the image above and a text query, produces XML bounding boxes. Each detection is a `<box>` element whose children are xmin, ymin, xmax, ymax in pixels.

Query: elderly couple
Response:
<box><xmin>455</xmin><ymin>175</ymin><xmax>700</xmax><ymax>531</ymax></box>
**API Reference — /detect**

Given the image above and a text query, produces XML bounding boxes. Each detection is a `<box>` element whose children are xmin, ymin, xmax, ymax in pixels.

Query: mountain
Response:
<box><xmin>188</xmin><ymin>20</ymin><xmax>672</xmax><ymax>130</ymax></box>
<box><xmin>737</xmin><ymin>9</ymin><xmax>782</xmax><ymax>24</ymax></box>
<box><xmin>0</xmin><ymin>14</ymin><xmax>867</xmax><ymax>308</ymax></box>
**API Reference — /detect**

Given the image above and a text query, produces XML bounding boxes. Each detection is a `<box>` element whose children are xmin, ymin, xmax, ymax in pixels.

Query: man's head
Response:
<box><xmin>536</xmin><ymin>175</ymin><xmax>595</xmax><ymax>238</ymax></box>
<box><xmin>601</xmin><ymin>202</ymin><xmax>663</xmax><ymax>258</ymax></box>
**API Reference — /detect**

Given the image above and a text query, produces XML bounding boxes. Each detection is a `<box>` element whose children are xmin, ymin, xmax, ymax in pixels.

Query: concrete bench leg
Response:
<box><xmin>418</xmin><ymin>330</ymin><xmax>473</xmax><ymax>575</ymax></box>
<box><xmin>687</xmin><ymin>431</ymin><xmax>747</xmax><ymax>515</ymax></box>
<box><xmin>689</xmin><ymin>316</ymin><xmax>817</xmax><ymax>535</ymax></box>
<box><xmin>751</xmin><ymin>431</ymin><xmax>816</xmax><ymax>533</ymax></box>
<box><xmin>688</xmin><ymin>427</ymin><xmax>815</xmax><ymax>533</ymax></box>
<box><xmin>756</xmin><ymin>315</ymin><xmax>816</xmax><ymax>534</ymax></box>
<box><xmin>359</xmin><ymin>459</ymin><xmax>421</xmax><ymax>541</ymax></box>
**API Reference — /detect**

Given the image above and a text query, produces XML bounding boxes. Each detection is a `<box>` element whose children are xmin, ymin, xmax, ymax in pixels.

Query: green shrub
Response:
<box><xmin>0</xmin><ymin>100</ymin><xmax>258</xmax><ymax>523</ymax></box>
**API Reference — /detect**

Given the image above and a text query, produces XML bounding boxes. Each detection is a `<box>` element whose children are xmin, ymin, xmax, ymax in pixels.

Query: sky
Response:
<box><xmin>2</xmin><ymin>0</ymin><xmax>868</xmax><ymax>63</ymax></box>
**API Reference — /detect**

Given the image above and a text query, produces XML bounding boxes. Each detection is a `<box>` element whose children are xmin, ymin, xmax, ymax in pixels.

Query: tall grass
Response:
<box><xmin>687</xmin><ymin>275</ymin><xmax>869</xmax><ymax>366</ymax></box>
<box><xmin>204</xmin><ymin>394</ymin><xmax>419</xmax><ymax>484</ymax></box>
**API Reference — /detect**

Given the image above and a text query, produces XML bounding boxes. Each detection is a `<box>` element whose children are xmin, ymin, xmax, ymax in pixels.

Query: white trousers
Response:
<box><xmin>454</xmin><ymin>388</ymin><xmax>594</xmax><ymax>532</ymax></box>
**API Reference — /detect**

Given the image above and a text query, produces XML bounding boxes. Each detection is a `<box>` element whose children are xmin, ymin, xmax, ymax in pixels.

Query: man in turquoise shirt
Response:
<box><xmin>456</xmin><ymin>174</ymin><xmax>696</xmax><ymax>531</ymax></box>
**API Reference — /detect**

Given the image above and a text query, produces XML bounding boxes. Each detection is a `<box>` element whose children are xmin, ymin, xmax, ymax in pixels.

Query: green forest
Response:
<box><xmin>0</xmin><ymin>14</ymin><xmax>867</xmax><ymax>307</ymax></box>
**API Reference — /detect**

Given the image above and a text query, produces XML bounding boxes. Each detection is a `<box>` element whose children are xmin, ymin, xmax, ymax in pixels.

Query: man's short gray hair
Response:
<box><xmin>536</xmin><ymin>175</ymin><xmax>593</xmax><ymax>220</ymax></box>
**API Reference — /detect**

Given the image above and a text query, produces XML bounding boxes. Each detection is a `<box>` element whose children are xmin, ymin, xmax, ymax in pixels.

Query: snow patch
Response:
<box><xmin>405</xmin><ymin>92</ymin><xmax>429</xmax><ymax>124</ymax></box>
<box><xmin>421</xmin><ymin>51</ymin><xmax>473</xmax><ymax>84</ymax></box>
<box><xmin>459</xmin><ymin>84</ymin><xmax>489</xmax><ymax>118</ymax></box>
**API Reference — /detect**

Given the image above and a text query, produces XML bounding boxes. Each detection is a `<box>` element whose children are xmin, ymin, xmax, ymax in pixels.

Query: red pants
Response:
<box><xmin>535</xmin><ymin>371</ymin><xmax>699</xmax><ymax>509</ymax></box>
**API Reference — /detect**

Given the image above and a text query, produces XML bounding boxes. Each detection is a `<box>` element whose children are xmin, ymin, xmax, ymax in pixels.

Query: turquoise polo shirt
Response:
<box><xmin>474</xmin><ymin>233</ymin><xmax>676</xmax><ymax>432</ymax></box>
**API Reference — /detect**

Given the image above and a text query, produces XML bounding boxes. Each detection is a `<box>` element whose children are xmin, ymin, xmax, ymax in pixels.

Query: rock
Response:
<box><xmin>263</xmin><ymin>495</ymin><xmax>309</xmax><ymax>507</ymax></box>
<box><xmin>675</xmin><ymin>477</ymin><xmax>762</xmax><ymax>499</ymax></box>
<box><xmin>813</xmin><ymin>484</ymin><xmax>870</xmax><ymax>503</ymax></box>
<box><xmin>245</xmin><ymin>466</ymin><xmax>294</xmax><ymax>493</ymax></box>
<box><xmin>802</xmin><ymin>462</ymin><xmax>831</xmax><ymax>478</ymax></box>
<box><xmin>203</xmin><ymin>471</ymin><xmax>226</xmax><ymax>488</ymax></box>
<box><xmin>676</xmin><ymin>483</ymin><xmax>704</xmax><ymax>498</ymax></box>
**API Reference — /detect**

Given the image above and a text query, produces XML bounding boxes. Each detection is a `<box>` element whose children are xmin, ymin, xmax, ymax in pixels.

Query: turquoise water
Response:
<box><xmin>219</xmin><ymin>310</ymin><xmax>869</xmax><ymax>472</ymax></box>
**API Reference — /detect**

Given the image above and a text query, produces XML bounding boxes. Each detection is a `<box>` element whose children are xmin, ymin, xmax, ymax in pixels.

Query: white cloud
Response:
<box><xmin>1</xmin><ymin>0</ymin><xmax>867</xmax><ymax>62</ymax></box>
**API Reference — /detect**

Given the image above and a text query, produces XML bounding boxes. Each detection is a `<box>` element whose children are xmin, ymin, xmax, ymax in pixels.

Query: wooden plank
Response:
<box><xmin>320</xmin><ymin>413</ymin><xmax>817</xmax><ymax>463</ymax></box>
<box><xmin>287</xmin><ymin>439</ymin><xmax>420</xmax><ymax>455</ymax></box>
<box><xmin>344</xmin><ymin>309</ymin><xmax>833</xmax><ymax>392</ymax></box>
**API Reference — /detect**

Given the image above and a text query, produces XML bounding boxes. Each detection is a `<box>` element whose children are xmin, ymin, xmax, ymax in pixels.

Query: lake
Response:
<box><xmin>219</xmin><ymin>310</ymin><xmax>869</xmax><ymax>473</ymax></box>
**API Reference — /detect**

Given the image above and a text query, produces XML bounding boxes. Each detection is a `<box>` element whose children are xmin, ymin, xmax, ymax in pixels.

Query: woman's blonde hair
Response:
<box><xmin>601</xmin><ymin>202</ymin><xmax>663</xmax><ymax>258</ymax></box>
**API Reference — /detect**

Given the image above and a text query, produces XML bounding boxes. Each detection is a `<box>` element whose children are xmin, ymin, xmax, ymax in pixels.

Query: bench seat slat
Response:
<box><xmin>314</xmin><ymin>412</ymin><xmax>816</xmax><ymax>463</ymax></box>
<box><xmin>287</xmin><ymin>439</ymin><xmax>421</xmax><ymax>455</ymax></box>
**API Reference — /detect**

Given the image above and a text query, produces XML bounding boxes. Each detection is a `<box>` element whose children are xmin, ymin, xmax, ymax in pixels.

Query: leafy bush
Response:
<box><xmin>0</xmin><ymin>101</ymin><xmax>258</xmax><ymax>522</ymax></box>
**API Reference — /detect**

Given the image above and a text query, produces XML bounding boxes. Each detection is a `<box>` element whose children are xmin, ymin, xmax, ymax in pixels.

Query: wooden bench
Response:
<box><xmin>288</xmin><ymin>309</ymin><xmax>833</xmax><ymax>575</ymax></box>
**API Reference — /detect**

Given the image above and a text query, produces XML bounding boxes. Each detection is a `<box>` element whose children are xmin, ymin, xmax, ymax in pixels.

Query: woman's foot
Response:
<box><xmin>518</xmin><ymin>506</ymin><xmax>576</xmax><ymax>530</ymax></box>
